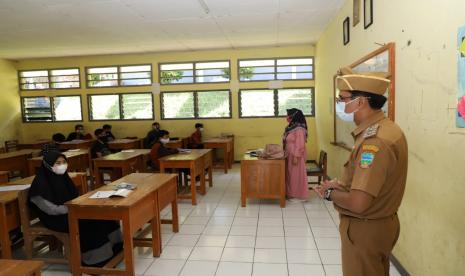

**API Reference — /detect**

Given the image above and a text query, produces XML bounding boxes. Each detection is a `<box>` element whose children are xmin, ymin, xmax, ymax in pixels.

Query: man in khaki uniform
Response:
<box><xmin>315</xmin><ymin>67</ymin><xmax>408</xmax><ymax>276</ymax></box>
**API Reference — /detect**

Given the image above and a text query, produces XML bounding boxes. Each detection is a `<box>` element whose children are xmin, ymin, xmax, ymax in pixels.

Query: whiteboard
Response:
<box><xmin>333</xmin><ymin>43</ymin><xmax>396</xmax><ymax>150</ymax></box>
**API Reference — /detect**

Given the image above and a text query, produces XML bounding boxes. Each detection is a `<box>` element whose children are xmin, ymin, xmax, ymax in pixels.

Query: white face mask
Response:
<box><xmin>199</xmin><ymin>128</ymin><xmax>204</xmax><ymax>132</ymax></box>
<box><xmin>160</xmin><ymin>138</ymin><xmax>170</xmax><ymax>144</ymax></box>
<box><xmin>335</xmin><ymin>97</ymin><xmax>360</xmax><ymax>122</ymax></box>
<box><xmin>52</xmin><ymin>164</ymin><xmax>68</xmax><ymax>175</ymax></box>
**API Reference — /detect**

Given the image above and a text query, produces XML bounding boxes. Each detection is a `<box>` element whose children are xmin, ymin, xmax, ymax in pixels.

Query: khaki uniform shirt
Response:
<box><xmin>336</xmin><ymin>110</ymin><xmax>408</xmax><ymax>219</ymax></box>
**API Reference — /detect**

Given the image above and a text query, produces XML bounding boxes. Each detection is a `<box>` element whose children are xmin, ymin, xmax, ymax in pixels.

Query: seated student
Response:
<box><xmin>150</xmin><ymin>130</ymin><xmax>178</xmax><ymax>170</ymax></box>
<box><xmin>144</xmin><ymin>122</ymin><xmax>162</xmax><ymax>149</ymax></box>
<box><xmin>28</xmin><ymin>151</ymin><xmax>122</xmax><ymax>267</ymax></box>
<box><xmin>102</xmin><ymin>124</ymin><xmax>115</xmax><ymax>142</ymax></box>
<box><xmin>187</xmin><ymin>123</ymin><xmax>204</xmax><ymax>149</ymax></box>
<box><xmin>66</xmin><ymin>124</ymin><xmax>92</xmax><ymax>141</ymax></box>
<box><xmin>90</xmin><ymin>129</ymin><xmax>111</xmax><ymax>158</ymax></box>
<box><xmin>41</xmin><ymin>133</ymin><xmax>66</xmax><ymax>156</ymax></box>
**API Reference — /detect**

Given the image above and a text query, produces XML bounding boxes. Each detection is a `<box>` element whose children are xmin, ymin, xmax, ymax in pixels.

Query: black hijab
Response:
<box><xmin>283</xmin><ymin>108</ymin><xmax>308</xmax><ymax>143</ymax></box>
<box><xmin>29</xmin><ymin>151</ymin><xmax>78</xmax><ymax>205</ymax></box>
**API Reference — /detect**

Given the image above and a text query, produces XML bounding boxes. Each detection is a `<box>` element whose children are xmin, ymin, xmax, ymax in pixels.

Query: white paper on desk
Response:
<box><xmin>177</xmin><ymin>148</ymin><xmax>192</xmax><ymax>153</ymax></box>
<box><xmin>121</xmin><ymin>150</ymin><xmax>135</xmax><ymax>152</ymax></box>
<box><xmin>67</xmin><ymin>149</ymin><xmax>81</xmax><ymax>152</ymax></box>
<box><xmin>0</xmin><ymin>184</ymin><xmax>31</xmax><ymax>192</ymax></box>
<box><xmin>89</xmin><ymin>189</ymin><xmax>132</xmax><ymax>199</ymax></box>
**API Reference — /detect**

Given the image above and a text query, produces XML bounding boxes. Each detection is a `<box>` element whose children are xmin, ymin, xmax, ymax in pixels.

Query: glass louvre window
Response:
<box><xmin>239</xmin><ymin>89</ymin><xmax>275</xmax><ymax>117</ymax></box>
<box><xmin>161</xmin><ymin>92</ymin><xmax>195</xmax><ymax>119</ymax></box>
<box><xmin>277</xmin><ymin>88</ymin><xmax>314</xmax><ymax>116</ymax></box>
<box><xmin>22</xmin><ymin>97</ymin><xmax>52</xmax><ymax>121</ymax></box>
<box><xmin>238</xmin><ymin>60</ymin><xmax>275</xmax><ymax>81</ymax></box>
<box><xmin>276</xmin><ymin>58</ymin><xmax>313</xmax><ymax>80</ymax></box>
<box><xmin>89</xmin><ymin>95</ymin><xmax>120</xmax><ymax>120</ymax></box>
<box><xmin>50</xmin><ymin>68</ymin><xmax>80</xmax><ymax>89</ymax></box>
<box><xmin>195</xmin><ymin>61</ymin><xmax>230</xmax><ymax>83</ymax></box>
<box><xmin>53</xmin><ymin>96</ymin><xmax>82</xmax><ymax>121</ymax></box>
<box><xmin>238</xmin><ymin>57</ymin><xmax>314</xmax><ymax>81</ymax></box>
<box><xmin>160</xmin><ymin>63</ymin><xmax>194</xmax><ymax>84</ymax></box>
<box><xmin>122</xmin><ymin>93</ymin><xmax>153</xmax><ymax>119</ymax></box>
<box><xmin>197</xmin><ymin>90</ymin><xmax>231</xmax><ymax>118</ymax></box>
<box><xmin>119</xmin><ymin>65</ymin><xmax>152</xmax><ymax>86</ymax></box>
<box><xmin>87</xmin><ymin>67</ymin><xmax>119</xmax><ymax>87</ymax></box>
<box><xmin>19</xmin><ymin>70</ymin><xmax>49</xmax><ymax>90</ymax></box>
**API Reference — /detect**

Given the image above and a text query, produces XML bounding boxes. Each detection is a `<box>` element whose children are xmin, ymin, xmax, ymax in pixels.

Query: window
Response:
<box><xmin>238</xmin><ymin>57</ymin><xmax>314</xmax><ymax>81</ymax></box>
<box><xmin>19</xmin><ymin>68</ymin><xmax>81</xmax><ymax>90</ymax></box>
<box><xmin>159</xmin><ymin>61</ymin><xmax>230</xmax><ymax>84</ymax></box>
<box><xmin>86</xmin><ymin>64</ymin><xmax>152</xmax><ymax>87</ymax></box>
<box><xmin>88</xmin><ymin>93</ymin><xmax>154</xmax><ymax>121</ymax></box>
<box><xmin>239</xmin><ymin>88</ymin><xmax>314</xmax><ymax>118</ymax></box>
<box><xmin>161</xmin><ymin>90</ymin><xmax>231</xmax><ymax>119</ymax></box>
<box><xmin>21</xmin><ymin>95</ymin><xmax>82</xmax><ymax>122</ymax></box>
<box><xmin>50</xmin><ymin>69</ymin><xmax>80</xmax><ymax>89</ymax></box>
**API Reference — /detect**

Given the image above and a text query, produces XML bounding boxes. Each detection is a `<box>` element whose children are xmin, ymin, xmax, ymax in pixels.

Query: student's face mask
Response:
<box><xmin>335</xmin><ymin>97</ymin><xmax>360</xmax><ymax>122</ymax></box>
<box><xmin>160</xmin><ymin>138</ymin><xmax>170</xmax><ymax>144</ymax></box>
<box><xmin>52</xmin><ymin>164</ymin><xmax>68</xmax><ymax>175</ymax></box>
<box><xmin>199</xmin><ymin>128</ymin><xmax>204</xmax><ymax>132</ymax></box>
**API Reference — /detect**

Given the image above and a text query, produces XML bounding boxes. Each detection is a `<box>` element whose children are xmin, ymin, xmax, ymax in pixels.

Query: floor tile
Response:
<box><xmin>230</xmin><ymin>225</ymin><xmax>257</xmax><ymax>236</ymax></box>
<box><xmin>160</xmin><ymin>246</ymin><xmax>193</xmax><ymax>260</ymax></box>
<box><xmin>284</xmin><ymin>226</ymin><xmax>313</xmax><ymax>237</ymax></box>
<box><xmin>216</xmin><ymin>262</ymin><xmax>253</xmax><ymax>276</ymax></box>
<box><xmin>188</xmin><ymin>246</ymin><xmax>223</xmax><ymax>261</ymax></box>
<box><xmin>252</xmin><ymin>263</ymin><xmax>288</xmax><ymax>276</ymax></box>
<box><xmin>221</xmin><ymin>247</ymin><xmax>254</xmax><ymax>262</ymax></box>
<box><xmin>179</xmin><ymin>260</ymin><xmax>218</xmax><ymax>276</ymax></box>
<box><xmin>319</xmin><ymin>250</ymin><xmax>342</xmax><ymax>264</ymax></box>
<box><xmin>285</xmin><ymin>236</ymin><xmax>317</xmax><ymax>249</ymax></box>
<box><xmin>225</xmin><ymin>235</ymin><xmax>256</xmax><ymax>248</ymax></box>
<box><xmin>288</xmin><ymin>264</ymin><xmax>325</xmax><ymax>276</ymax></box>
<box><xmin>255</xmin><ymin>236</ymin><xmax>285</xmax><ymax>249</ymax></box>
<box><xmin>196</xmin><ymin>235</ymin><xmax>227</xmax><ymax>247</ymax></box>
<box><xmin>257</xmin><ymin>226</ymin><xmax>284</xmax><ymax>237</ymax></box>
<box><xmin>254</xmin><ymin>248</ymin><xmax>287</xmax><ymax>263</ymax></box>
<box><xmin>315</xmin><ymin>237</ymin><xmax>341</xmax><ymax>250</ymax></box>
<box><xmin>286</xmin><ymin>249</ymin><xmax>321</xmax><ymax>264</ymax></box>
<box><xmin>323</xmin><ymin>264</ymin><xmax>343</xmax><ymax>276</ymax></box>
<box><xmin>168</xmin><ymin>234</ymin><xmax>200</xmax><ymax>247</ymax></box>
<box><xmin>144</xmin><ymin>259</ymin><xmax>185</xmax><ymax>276</ymax></box>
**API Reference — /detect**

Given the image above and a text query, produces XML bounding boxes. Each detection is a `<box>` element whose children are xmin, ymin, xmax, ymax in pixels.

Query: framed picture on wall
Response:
<box><xmin>364</xmin><ymin>0</ymin><xmax>373</xmax><ymax>29</ymax></box>
<box><xmin>353</xmin><ymin>0</ymin><xmax>361</xmax><ymax>26</ymax></box>
<box><xmin>343</xmin><ymin>17</ymin><xmax>350</xmax><ymax>45</ymax></box>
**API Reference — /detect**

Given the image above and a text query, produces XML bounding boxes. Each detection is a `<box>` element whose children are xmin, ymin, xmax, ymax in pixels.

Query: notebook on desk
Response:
<box><xmin>89</xmin><ymin>189</ymin><xmax>132</xmax><ymax>199</ymax></box>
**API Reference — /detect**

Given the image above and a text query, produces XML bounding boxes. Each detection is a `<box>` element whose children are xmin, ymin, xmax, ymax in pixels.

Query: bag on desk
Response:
<box><xmin>260</xmin><ymin>144</ymin><xmax>284</xmax><ymax>159</ymax></box>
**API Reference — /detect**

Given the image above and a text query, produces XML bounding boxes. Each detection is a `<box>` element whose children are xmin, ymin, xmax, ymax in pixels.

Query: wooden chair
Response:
<box><xmin>4</xmin><ymin>140</ymin><xmax>19</xmax><ymax>152</ymax></box>
<box><xmin>17</xmin><ymin>173</ymin><xmax>87</xmax><ymax>264</ymax></box>
<box><xmin>307</xmin><ymin>150</ymin><xmax>327</xmax><ymax>186</ymax></box>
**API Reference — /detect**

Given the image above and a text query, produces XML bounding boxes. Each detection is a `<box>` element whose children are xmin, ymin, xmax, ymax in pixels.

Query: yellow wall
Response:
<box><xmin>316</xmin><ymin>0</ymin><xmax>465</xmax><ymax>275</ymax></box>
<box><xmin>0</xmin><ymin>59</ymin><xmax>21</xmax><ymax>147</ymax></box>
<box><xmin>16</xmin><ymin>45</ymin><xmax>317</xmax><ymax>160</ymax></box>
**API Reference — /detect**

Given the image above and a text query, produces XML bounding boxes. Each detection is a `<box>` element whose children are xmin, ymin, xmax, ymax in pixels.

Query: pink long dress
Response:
<box><xmin>284</xmin><ymin>128</ymin><xmax>308</xmax><ymax>199</ymax></box>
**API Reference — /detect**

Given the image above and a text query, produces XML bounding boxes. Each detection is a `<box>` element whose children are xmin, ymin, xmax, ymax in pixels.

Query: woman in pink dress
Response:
<box><xmin>283</xmin><ymin>108</ymin><xmax>308</xmax><ymax>202</ymax></box>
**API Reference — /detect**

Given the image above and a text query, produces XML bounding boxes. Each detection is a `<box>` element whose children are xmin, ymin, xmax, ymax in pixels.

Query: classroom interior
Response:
<box><xmin>0</xmin><ymin>0</ymin><xmax>464</xmax><ymax>275</ymax></box>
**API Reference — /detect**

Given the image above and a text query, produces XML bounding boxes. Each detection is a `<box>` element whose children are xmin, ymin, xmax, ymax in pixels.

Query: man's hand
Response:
<box><xmin>314</xmin><ymin>185</ymin><xmax>325</xmax><ymax>198</ymax></box>
<box><xmin>320</xmin><ymin>179</ymin><xmax>345</xmax><ymax>191</ymax></box>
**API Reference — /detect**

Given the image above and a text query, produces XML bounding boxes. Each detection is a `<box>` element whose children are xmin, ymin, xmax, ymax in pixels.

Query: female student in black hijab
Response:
<box><xmin>28</xmin><ymin>151</ymin><xmax>123</xmax><ymax>267</ymax></box>
<box><xmin>283</xmin><ymin>108</ymin><xmax>309</xmax><ymax>202</ymax></box>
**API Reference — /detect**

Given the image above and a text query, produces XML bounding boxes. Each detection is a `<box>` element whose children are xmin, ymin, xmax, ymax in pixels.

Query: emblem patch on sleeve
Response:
<box><xmin>360</xmin><ymin>151</ymin><xmax>375</xmax><ymax>168</ymax></box>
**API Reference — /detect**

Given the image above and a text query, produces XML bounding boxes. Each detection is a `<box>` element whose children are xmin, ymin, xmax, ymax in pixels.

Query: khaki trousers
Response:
<box><xmin>339</xmin><ymin>214</ymin><xmax>400</xmax><ymax>276</ymax></box>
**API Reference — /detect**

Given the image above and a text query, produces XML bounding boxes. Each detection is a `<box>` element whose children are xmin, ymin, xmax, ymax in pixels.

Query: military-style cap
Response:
<box><xmin>336</xmin><ymin>67</ymin><xmax>391</xmax><ymax>95</ymax></box>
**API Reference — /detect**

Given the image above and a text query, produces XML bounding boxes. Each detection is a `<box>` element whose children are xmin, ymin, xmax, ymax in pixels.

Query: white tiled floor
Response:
<box><xmin>38</xmin><ymin>164</ymin><xmax>403</xmax><ymax>276</ymax></box>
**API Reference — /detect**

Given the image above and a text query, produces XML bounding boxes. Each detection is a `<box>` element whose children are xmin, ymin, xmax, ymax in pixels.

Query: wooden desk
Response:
<box><xmin>203</xmin><ymin>138</ymin><xmax>233</xmax><ymax>174</ymax></box>
<box><xmin>0</xmin><ymin>259</ymin><xmax>44</xmax><ymax>275</ymax></box>
<box><xmin>159</xmin><ymin>149</ymin><xmax>211</xmax><ymax>205</ymax></box>
<box><xmin>241</xmin><ymin>154</ymin><xmax>285</xmax><ymax>208</ymax></box>
<box><xmin>58</xmin><ymin>140</ymin><xmax>93</xmax><ymax>150</ymax></box>
<box><xmin>93</xmin><ymin>151</ymin><xmax>150</xmax><ymax>189</ymax></box>
<box><xmin>108</xmin><ymin>139</ymin><xmax>141</xmax><ymax>151</ymax></box>
<box><xmin>165</xmin><ymin>140</ymin><xmax>182</xmax><ymax>149</ymax></box>
<box><xmin>66</xmin><ymin>173</ymin><xmax>178</xmax><ymax>276</ymax></box>
<box><xmin>27</xmin><ymin>149</ymin><xmax>90</xmax><ymax>176</ymax></box>
<box><xmin>0</xmin><ymin>177</ymin><xmax>35</xmax><ymax>259</ymax></box>
<box><xmin>18</xmin><ymin>140</ymin><xmax>51</xmax><ymax>150</ymax></box>
<box><xmin>0</xmin><ymin>149</ymin><xmax>41</xmax><ymax>178</ymax></box>
<box><xmin>0</xmin><ymin>172</ymin><xmax>8</xmax><ymax>184</ymax></box>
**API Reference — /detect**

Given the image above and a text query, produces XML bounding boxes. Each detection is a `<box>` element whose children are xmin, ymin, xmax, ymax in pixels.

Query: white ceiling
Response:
<box><xmin>0</xmin><ymin>0</ymin><xmax>344</xmax><ymax>59</ymax></box>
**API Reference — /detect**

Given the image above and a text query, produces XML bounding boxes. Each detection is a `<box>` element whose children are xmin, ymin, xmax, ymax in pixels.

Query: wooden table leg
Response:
<box><xmin>94</xmin><ymin>164</ymin><xmax>103</xmax><ymax>189</ymax></box>
<box><xmin>68</xmin><ymin>208</ymin><xmax>81</xmax><ymax>276</ymax></box>
<box><xmin>151</xmin><ymin>198</ymin><xmax>161</xmax><ymax>257</ymax></box>
<box><xmin>223</xmin><ymin>146</ymin><xmax>228</xmax><ymax>174</ymax></box>
<box><xmin>190</xmin><ymin>163</ymin><xmax>197</xmax><ymax>205</ymax></box>
<box><xmin>0</xmin><ymin>204</ymin><xmax>12</xmax><ymax>258</ymax></box>
<box><xmin>122</xmin><ymin>213</ymin><xmax>135</xmax><ymax>276</ymax></box>
<box><xmin>171</xmin><ymin>191</ymin><xmax>179</xmax><ymax>233</ymax></box>
<box><xmin>240</xmin><ymin>166</ymin><xmax>246</xmax><ymax>208</ymax></box>
<box><xmin>200</xmin><ymin>161</ymin><xmax>206</xmax><ymax>195</ymax></box>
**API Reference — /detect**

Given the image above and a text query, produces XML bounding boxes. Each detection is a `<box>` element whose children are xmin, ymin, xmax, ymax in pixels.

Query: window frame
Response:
<box><xmin>160</xmin><ymin>89</ymin><xmax>232</xmax><ymax>120</ymax></box>
<box><xmin>158</xmin><ymin>60</ymin><xmax>231</xmax><ymax>85</ymax></box>
<box><xmin>85</xmin><ymin>64</ymin><xmax>153</xmax><ymax>88</ymax></box>
<box><xmin>237</xmin><ymin>56</ymin><xmax>315</xmax><ymax>82</ymax></box>
<box><xmin>238</xmin><ymin>87</ymin><xmax>315</xmax><ymax>118</ymax></box>
<box><xmin>20</xmin><ymin>94</ymin><xmax>83</xmax><ymax>123</ymax></box>
<box><xmin>87</xmin><ymin>92</ymin><xmax>154</xmax><ymax>121</ymax></box>
<box><xmin>18</xmin><ymin>67</ymin><xmax>81</xmax><ymax>91</ymax></box>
